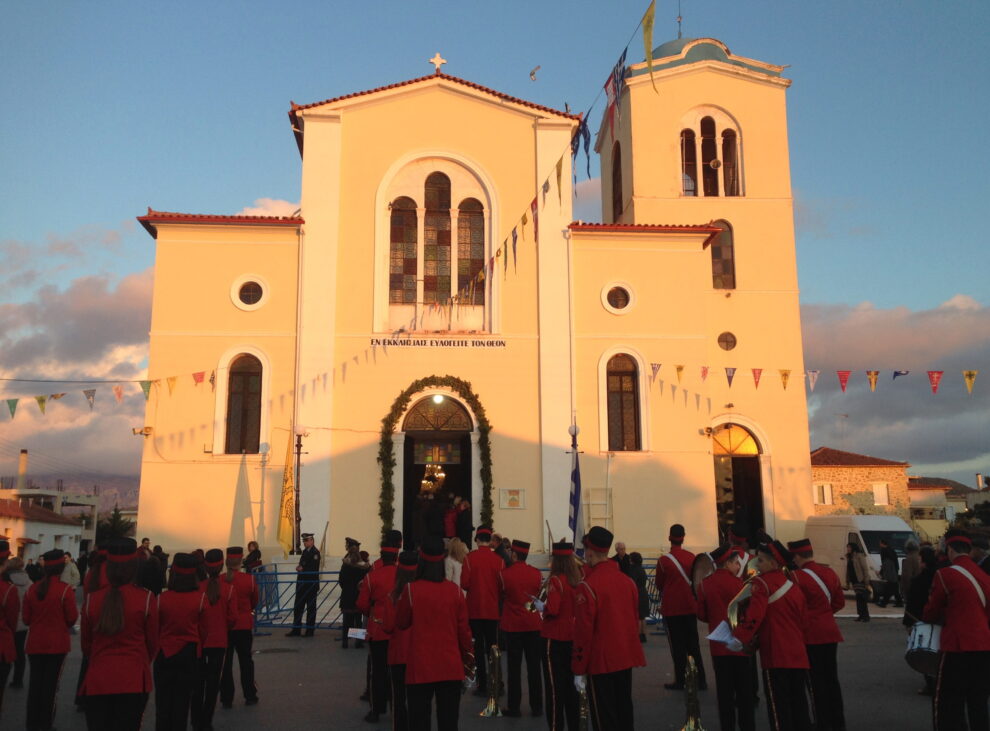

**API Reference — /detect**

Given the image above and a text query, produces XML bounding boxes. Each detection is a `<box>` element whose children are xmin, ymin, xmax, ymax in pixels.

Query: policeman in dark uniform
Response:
<box><xmin>287</xmin><ymin>533</ymin><xmax>321</xmax><ymax>637</ymax></box>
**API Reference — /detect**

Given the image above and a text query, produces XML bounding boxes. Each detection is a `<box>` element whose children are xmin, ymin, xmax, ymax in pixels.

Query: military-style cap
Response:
<box><xmin>204</xmin><ymin>549</ymin><xmax>225</xmax><ymax>568</ymax></box>
<box><xmin>301</xmin><ymin>533</ymin><xmax>315</xmax><ymax>540</ymax></box>
<box><xmin>226</xmin><ymin>546</ymin><xmax>244</xmax><ymax>558</ymax></box>
<box><xmin>711</xmin><ymin>544</ymin><xmax>745</xmax><ymax>565</ymax></box>
<box><xmin>583</xmin><ymin>526</ymin><xmax>614</xmax><ymax>553</ymax></box>
<box><xmin>397</xmin><ymin>550</ymin><xmax>419</xmax><ymax>572</ymax></box>
<box><xmin>511</xmin><ymin>540</ymin><xmax>531</xmax><ymax>556</ymax></box>
<box><xmin>551</xmin><ymin>540</ymin><xmax>574</xmax><ymax>557</ymax></box>
<box><xmin>383</xmin><ymin>529</ymin><xmax>403</xmax><ymax>547</ymax></box>
<box><xmin>419</xmin><ymin>536</ymin><xmax>445</xmax><ymax>562</ymax></box>
<box><xmin>787</xmin><ymin>539</ymin><xmax>813</xmax><ymax>556</ymax></box>
<box><xmin>759</xmin><ymin>539</ymin><xmax>791</xmax><ymax>566</ymax></box>
<box><xmin>475</xmin><ymin>527</ymin><xmax>493</xmax><ymax>540</ymax></box>
<box><xmin>171</xmin><ymin>553</ymin><xmax>198</xmax><ymax>575</ymax></box>
<box><xmin>42</xmin><ymin>549</ymin><xmax>67</xmax><ymax>565</ymax></box>
<box><xmin>345</xmin><ymin>536</ymin><xmax>360</xmax><ymax>548</ymax></box>
<box><xmin>107</xmin><ymin>538</ymin><xmax>139</xmax><ymax>562</ymax></box>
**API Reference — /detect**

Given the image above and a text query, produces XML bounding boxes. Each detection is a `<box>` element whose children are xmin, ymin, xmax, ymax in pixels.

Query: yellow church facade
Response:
<box><xmin>136</xmin><ymin>38</ymin><xmax>813</xmax><ymax>558</ymax></box>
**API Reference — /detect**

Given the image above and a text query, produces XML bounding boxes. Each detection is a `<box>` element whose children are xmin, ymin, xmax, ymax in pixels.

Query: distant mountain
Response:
<box><xmin>0</xmin><ymin>474</ymin><xmax>140</xmax><ymax>515</ymax></box>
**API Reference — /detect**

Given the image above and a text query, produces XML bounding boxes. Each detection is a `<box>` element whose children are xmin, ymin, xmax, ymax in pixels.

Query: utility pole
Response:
<box><xmin>293</xmin><ymin>429</ymin><xmax>307</xmax><ymax>555</ymax></box>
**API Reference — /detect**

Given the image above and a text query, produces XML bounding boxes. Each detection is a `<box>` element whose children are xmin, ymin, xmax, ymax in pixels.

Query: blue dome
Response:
<box><xmin>653</xmin><ymin>38</ymin><xmax>696</xmax><ymax>58</ymax></box>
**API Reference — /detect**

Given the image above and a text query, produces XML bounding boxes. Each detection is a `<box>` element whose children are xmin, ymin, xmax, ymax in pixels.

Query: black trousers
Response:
<box><xmin>877</xmin><ymin>581</ymin><xmax>901</xmax><ymax>606</ymax></box>
<box><xmin>389</xmin><ymin>663</ymin><xmax>408</xmax><ymax>731</ymax></box>
<box><xmin>543</xmin><ymin>638</ymin><xmax>579</xmax><ymax>731</ymax></box>
<box><xmin>13</xmin><ymin>629</ymin><xmax>27</xmax><ymax>684</ymax></box>
<box><xmin>293</xmin><ymin>581</ymin><xmax>318</xmax><ymax>630</ymax></box>
<box><xmin>74</xmin><ymin>655</ymin><xmax>89</xmax><ymax>707</ymax></box>
<box><xmin>407</xmin><ymin>680</ymin><xmax>461</xmax><ymax>731</ymax></box>
<box><xmin>369</xmin><ymin>639</ymin><xmax>390</xmax><ymax>714</ymax></box>
<box><xmin>588</xmin><ymin>669</ymin><xmax>633</xmax><ymax>731</ymax></box>
<box><xmin>220</xmin><ymin>630</ymin><xmax>257</xmax><ymax>704</ymax></box>
<box><xmin>27</xmin><ymin>653</ymin><xmax>66</xmax><ymax>731</ymax></box>
<box><xmin>712</xmin><ymin>655</ymin><xmax>755</xmax><ymax>731</ymax></box>
<box><xmin>934</xmin><ymin>650</ymin><xmax>990</xmax><ymax>731</ymax></box>
<box><xmin>665</xmin><ymin>614</ymin><xmax>706</xmax><ymax>687</ymax></box>
<box><xmin>853</xmin><ymin>588</ymin><xmax>870</xmax><ymax>620</ymax></box>
<box><xmin>506</xmin><ymin>630</ymin><xmax>542</xmax><ymax>713</ymax></box>
<box><xmin>807</xmin><ymin>643</ymin><xmax>845</xmax><ymax>731</ymax></box>
<box><xmin>0</xmin><ymin>661</ymin><xmax>10</xmax><ymax>715</ymax></box>
<box><xmin>154</xmin><ymin>642</ymin><xmax>198</xmax><ymax>730</ymax></box>
<box><xmin>763</xmin><ymin>668</ymin><xmax>811</xmax><ymax>731</ymax></box>
<box><xmin>191</xmin><ymin>647</ymin><xmax>225</xmax><ymax>731</ymax></box>
<box><xmin>84</xmin><ymin>692</ymin><xmax>148</xmax><ymax>731</ymax></box>
<box><xmin>341</xmin><ymin>611</ymin><xmax>363</xmax><ymax>647</ymax></box>
<box><xmin>469</xmin><ymin>618</ymin><xmax>499</xmax><ymax>692</ymax></box>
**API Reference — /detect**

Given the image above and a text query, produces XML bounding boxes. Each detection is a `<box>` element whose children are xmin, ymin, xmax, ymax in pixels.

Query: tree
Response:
<box><xmin>96</xmin><ymin>504</ymin><xmax>134</xmax><ymax>544</ymax></box>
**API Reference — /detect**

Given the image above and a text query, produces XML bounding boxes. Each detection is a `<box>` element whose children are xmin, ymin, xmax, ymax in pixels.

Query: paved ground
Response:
<box><xmin>3</xmin><ymin>607</ymin><xmax>934</xmax><ymax>730</ymax></box>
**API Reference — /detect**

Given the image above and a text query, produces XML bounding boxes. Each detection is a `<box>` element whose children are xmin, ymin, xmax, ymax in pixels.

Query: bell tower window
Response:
<box><xmin>611</xmin><ymin>141</ymin><xmax>623</xmax><ymax>222</ymax></box>
<box><xmin>679</xmin><ymin>110</ymin><xmax>742</xmax><ymax>197</ymax></box>
<box><xmin>680</xmin><ymin>130</ymin><xmax>698</xmax><ymax>196</ymax></box>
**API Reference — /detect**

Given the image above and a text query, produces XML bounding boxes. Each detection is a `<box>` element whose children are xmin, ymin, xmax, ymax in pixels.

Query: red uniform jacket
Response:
<box><xmin>541</xmin><ymin>575</ymin><xmax>576</xmax><ymax>642</ymax></box>
<box><xmin>655</xmin><ymin>548</ymin><xmax>696</xmax><ymax>617</ymax></box>
<box><xmin>226</xmin><ymin>571</ymin><xmax>258</xmax><ymax>631</ymax></box>
<box><xmin>81</xmin><ymin>585</ymin><xmax>159</xmax><ymax>695</ymax></box>
<box><xmin>792</xmin><ymin>562</ymin><xmax>844</xmax><ymax>645</ymax></box>
<box><xmin>696</xmin><ymin>568</ymin><xmax>746</xmax><ymax>658</ymax></box>
<box><xmin>198</xmin><ymin>580</ymin><xmax>236</xmax><ymax>649</ymax></box>
<box><xmin>571</xmin><ymin>560</ymin><xmax>646</xmax><ymax>676</ymax></box>
<box><xmin>357</xmin><ymin>564</ymin><xmax>398</xmax><ymax>641</ymax></box>
<box><xmin>499</xmin><ymin>562</ymin><xmax>542</xmax><ymax>633</ymax></box>
<box><xmin>383</xmin><ymin>594</ymin><xmax>411</xmax><ymax>666</ymax></box>
<box><xmin>460</xmin><ymin>546</ymin><xmax>503</xmax><ymax>620</ymax></box>
<box><xmin>923</xmin><ymin>555</ymin><xmax>990</xmax><ymax>652</ymax></box>
<box><xmin>733</xmin><ymin>569</ymin><xmax>809</xmax><ymax>669</ymax></box>
<box><xmin>396</xmin><ymin>579</ymin><xmax>472</xmax><ymax>684</ymax></box>
<box><xmin>0</xmin><ymin>583</ymin><xmax>20</xmax><ymax>663</ymax></box>
<box><xmin>158</xmin><ymin>589</ymin><xmax>205</xmax><ymax>658</ymax></box>
<box><xmin>23</xmin><ymin>577</ymin><xmax>79</xmax><ymax>655</ymax></box>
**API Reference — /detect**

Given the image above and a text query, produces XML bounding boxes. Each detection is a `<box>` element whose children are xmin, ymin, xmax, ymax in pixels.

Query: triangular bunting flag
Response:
<box><xmin>752</xmin><ymin>368</ymin><xmax>762</xmax><ymax>389</ymax></box>
<box><xmin>675</xmin><ymin>365</ymin><xmax>684</xmax><ymax>384</ymax></box>
<box><xmin>542</xmin><ymin>180</ymin><xmax>550</xmax><ymax>207</ymax></box>
<box><xmin>193</xmin><ymin>371</ymin><xmax>205</xmax><ymax>385</ymax></box>
<box><xmin>6</xmin><ymin>399</ymin><xmax>17</xmax><ymax>419</ymax></box>
<box><xmin>963</xmin><ymin>370</ymin><xmax>979</xmax><ymax>394</ymax></box>
<box><xmin>83</xmin><ymin>389</ymin><xmax>96</xmax><ymax>410</ymax></box>
<box><xmin>807</xmin><ymin>370</ymin><xmax>820</xmax><ymax>392</ymax></box>
<box><xmin>725</xmin><ymin>367</ymin><xmax>736</xmax><ymax>388</ymax></box>
<box><xmin>35</xmin><ymin>395</ymin><xmax>47</xmax><ymax>414</ymax></box>
<box><xmin>700</xmin><ymin>366</ymin><xmax>709</xmax><ymax>383</ymax></box>
<box><xmin>112</xmin><ymin>385</ymin><xmax>125</xmax><ymax>403</ymax></box>
<box><xmin>779</xmin><ymin>369</ymin><xmax>791</xmax><ymax>390</ymax></box>
<box><xmin>521</xmin><ymin>211</ymin><xmax>528</xmax><ymax>240</ymax></box>
<box><xmin>866</xmin><ymin>370</ymin><xmax>879</xmax><ymax>392</ymax></box>
<box><xmin>650</xmin><ymin>363</ymin><xmax>662</xmax><ymax>382</ymax></box>
<box><xmin>209</xmin><ymin>370</ymin><xmax>216</xmax><ymax>391</ymax></box>
<box><xmin>49</xmin><ymin>393</ymin><xmax>66</xmax><ymax>401</ymax></box>
<box><xmin>140</xmin><ymin>380</ymin><xmax>153</xmax><ymax>400</ymax></box>
<box><xmin>167</xmin><ymin>376</ymin><xmax>177</xmax><ymax>395</ymax></box>
<box><xmin>927</xmin><ymin>370</ymin><xmax>944</xmax><ymax>394</ymax></box>
<box><xmin>695</xmin><ymin>393</ymin><xmax>701</xmax><ymax>410</ymax></box>
<box><xmin>837</xmin><ymin>370</ymin><xmax>852</xmax><ymax>393</ymax></box>
<box><xmin>892</xmin><ymin>370</ymin><xmax>909</xmax><ymax>380</ymax></box>
<box><xmin>511</xmin><ymin>228</ymin><xmax>518</xmax><ymax>272</ymax></box>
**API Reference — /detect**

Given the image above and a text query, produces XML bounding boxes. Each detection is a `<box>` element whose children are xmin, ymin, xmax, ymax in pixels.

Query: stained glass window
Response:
<box><xmin>225</xmin><ymin>354</ymin><xmax>262</xmax><ymax>454</ymax></box>
<box><xmin>606</xmin><ymin>354</ymin><xmax>641</xmax><ymax>451</ymax></box>
<box><xmin>389</xmin><ymin>197</ymin><xmax>417</xmax><ymax>304</ymax></box>
<box><xmin>711</xmin><ymin>219</ymin><xmax>735</xmax><ymax>290</ymax></box>
<box><xmin>424</xmin><ymin>173</ymin><xmax>451</xmax><ymax>305</ymax></box>
<box><xmin>457</xmin><ymin>198</ymin><xmax>485</xmax><ymax>305</ymax></box>
<box><xmin>413</xmin><ymin>441</ymin><xmax>463</xmax><ymax>465</ymax></box>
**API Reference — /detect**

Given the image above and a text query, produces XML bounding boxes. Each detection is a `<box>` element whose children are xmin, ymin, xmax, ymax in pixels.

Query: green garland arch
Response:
<box><xmin>378</xmin><ymin>375</ymin><xmax>493</xmax><ymax>538</ymax></box>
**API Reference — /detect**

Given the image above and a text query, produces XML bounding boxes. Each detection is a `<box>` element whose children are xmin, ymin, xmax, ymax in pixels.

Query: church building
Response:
<box><xmin>136</xmin><ymin>37</ymin><xmax>813</xmax><ymax>558</ymax></box>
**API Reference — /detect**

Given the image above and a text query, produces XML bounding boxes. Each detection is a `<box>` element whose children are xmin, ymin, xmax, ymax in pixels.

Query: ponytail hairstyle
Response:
<box><xmin>203</xmin><ymin>549</ymin><xmax>225</xmax><ymax>605</ymax></box>
<box><xmin>390</xmin><ymin>550</ymin><xmax>419</xmax><ymax>604</ymax></box>
<box><xmin>36</xmin><ymin>550</ymin><xmax>67</xmax><ymax>601</ymax></box>
<box><xmin>225</xmin><ymin>547</ymin><xmax>244</xmax><ymax>583</ymax></box>
<box><xmin>86</xmin><ymin>548</ymin><xmax>107</xmax><ymax>594</ymax></box>
<box><xmin>96</xmin><ymin>539</ymin><xmax>139</xmax><ymax>636</ymax></box>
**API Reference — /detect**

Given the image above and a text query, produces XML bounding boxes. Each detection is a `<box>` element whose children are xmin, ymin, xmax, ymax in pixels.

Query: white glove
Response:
<box><xmin>574</xmin><ymin>675</ymin><xmax>586</xmax><ymax>692</ymax></box>
<box><xmin>532</xmin><ymin>598</ymin><xmax>546</xmax><ymax>613</ymax></box>
<box><xmin>726</xmin><ymin>637</ymin><xmax>744</xmax><ymax>653</ymax></box>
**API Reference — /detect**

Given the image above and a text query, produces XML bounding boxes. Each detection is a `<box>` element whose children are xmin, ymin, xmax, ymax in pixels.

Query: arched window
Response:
<box><xmin>606</xmin><ymin>354</ymin><xmax>641</xmax><ymax>451</ymax></box>
<box><xmin>721</xmin><ymin>130</ymin><xmax>739</xmax><ymax>197</ymax></box>
<box><xmin>389</xmin><ymin>197</ymin><xmax>417</xmax><ymax>303</ymax></box>
<box><xmin>611</xmin><ymin>141</ymin><xmax>623</xmax><ymax>222</ymax></box>
<box><xmin>424</xmin><ymin>172</ymin><xmax>452</xmax><ymax>305</ymax></box>
<box><xmin>711</xmin><ymin>219</ymin><xmax>735</xmax><ymax>290</ymax></box>
<box><xmin>680</xmin><ymin>129</ymin><xmax>697</xmax><ymax>196</ymax></box>
<box><xmin>700</xmin><ymin>117</ymin><xmax>719</xmax><ymax>197</ymax></box>
<box><xmin>457</xmin><ymin>198</ymin><xmax>485</xmax><ymax>305</ymax></box>
<box><xmin>225</xmin><ymin>354</ymin><xmax>262</xmax><ymax>454</ymax></box>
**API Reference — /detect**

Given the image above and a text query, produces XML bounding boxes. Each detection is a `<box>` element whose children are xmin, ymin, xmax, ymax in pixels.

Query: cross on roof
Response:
<box><xmin>429</xmin><ymin>52</ymin><xmax>447</xmax><ymax>74</ymax></box>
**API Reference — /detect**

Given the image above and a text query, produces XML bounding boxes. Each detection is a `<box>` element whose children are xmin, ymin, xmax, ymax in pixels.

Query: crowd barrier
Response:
<box><xmin>253</xmin><ymin>561</ymin><xmax>668</xmax><ymax>632</ymax></box>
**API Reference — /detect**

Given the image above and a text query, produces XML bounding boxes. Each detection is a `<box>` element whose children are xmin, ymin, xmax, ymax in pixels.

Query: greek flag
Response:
<box><xmin>568</xmin><ymin>426</ymin><xmax>585</xmax><ymax>556</ymax></box>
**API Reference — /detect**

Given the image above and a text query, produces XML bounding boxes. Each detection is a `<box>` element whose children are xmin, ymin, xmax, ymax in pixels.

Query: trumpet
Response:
<box><xmin>479</xmin><ymin>644</ymin><xmax>503</xmax><ymax>717</ymax></box>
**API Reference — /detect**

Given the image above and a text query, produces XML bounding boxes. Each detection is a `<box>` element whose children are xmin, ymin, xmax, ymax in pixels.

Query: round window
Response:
<box><xmin>238</xmin><ymin>281</ymin><xmax>263</xmax><ymax>306</ymax></box>
<box><xmin>606</xmin><ymin>287</ymin><xmax>630</xmax><ymax>310</ymax></box>
<box><xmin>718</xmin><ymin>332</ymin><xmax>737</xmax><ymax>351</ymax></box>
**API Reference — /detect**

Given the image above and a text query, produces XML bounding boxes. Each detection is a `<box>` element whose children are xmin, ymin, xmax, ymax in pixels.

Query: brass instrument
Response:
<box><xmin>525</xmin><ymin>576</ymin><xmax>551</xmax><ymax>613</ymax></box>
<box><xmin>690</xmin><ymin>552</ymin><xmax>716</xmax><ymax>598</ymax></box>
<box><xmin>680</xmin><ymin>657</ymin><xmax>706</xmax><ymax>730</ymax></box>
<box><xmin>463</xmin><ymin>650</ymin><xmax>477</xmax><ymax>692</ymax></box>
<box><xmin>577</xmin><ymin>681</ymin><xmax>590</xmax><ymax>731</ymax></box>
<box><xmin>726</xmin><ymin>567</ymin><xmax>790</xmax><ymax>655</ymax></box>
<box><xmin>479</xmin><ymin>644</ymin><xmax>503</xmax><ymax>717</ymax></box>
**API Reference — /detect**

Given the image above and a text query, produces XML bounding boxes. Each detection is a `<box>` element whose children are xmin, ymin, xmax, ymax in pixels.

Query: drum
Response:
<box><xmin>905</xmin><ymin>622</ymin><xmax>941</xmax><ymax>676</ymax></box>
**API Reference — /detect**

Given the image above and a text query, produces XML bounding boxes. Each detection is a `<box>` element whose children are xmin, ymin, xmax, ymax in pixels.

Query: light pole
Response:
<box><xmin>293</xmin><ymin>426</ymin><xmax>308</xmax><ymax>555</ymax></box>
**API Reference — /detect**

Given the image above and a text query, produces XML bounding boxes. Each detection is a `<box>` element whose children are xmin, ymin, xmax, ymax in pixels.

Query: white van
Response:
<box><xmin>804</xmin><ymin>515</ymin><xmax>919</xmax><ymax>593</ymax></box>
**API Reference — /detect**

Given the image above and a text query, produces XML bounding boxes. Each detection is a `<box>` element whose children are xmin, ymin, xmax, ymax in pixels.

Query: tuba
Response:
<box><xmin>479</xmin><ymin>644</ymin><xmax>503</xmax><ymax>717</ymax></box>
<box><xmin>691</xmin><ymin>552</ymin><xmax>717</xmax><ymax>598</ymax></box>
<box><xmin>680</xmin><ymin>656</ymin><xmax>706</xmax><ymax>730</ymax></box>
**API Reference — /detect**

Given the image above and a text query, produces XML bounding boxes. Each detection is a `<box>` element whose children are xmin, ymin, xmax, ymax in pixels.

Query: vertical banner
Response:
<box><xmin>751</xmin><ymin>368</ymin><xmax>763</xmax><ymax>389</ymax></box>
<box><xmin>83</xmin><ymin>389</ymin><xmax>96</xmax><ymax>410</ymax></box>
<box><xmin>556</xmin><ymin>158</ymin><xmax>563</xmax><ymax>205</ymax></box>
<box><xmin>112</xmin><ymin>385</ymin><xmax>125</xmax><ymax>403</ymax></box>
<box><xmin>675</xmin><ymin>365</ymin><xmax>684</xmax><ymax>384</ymax></box>
<box><xmin>6</xmin><ymin>399</ymin><xmax>17</xmax><ymax>419</ymax></box>
<box><xmin>866</xmin><ymin>370</ymin><xmax>879</xmax><ymax>392</ymax></box>
<box><xmin>277</xmin><ymin>435</ymin><xmax>295</xmax><ymax>558</ymax></box>
<box><xmin>35</xmin><ymin>395</ymin><xmax>47</xmax><ymax>414</ymax></box>
<box><xmin>725</xmin><ymin>367</ymin><xmax>736</xmax><ymax>388</ymax></box>
<box><xmin>927</xmin><ymin>370</ymin><xmax>944</xmax><ymax>394</ymax></box>
<box><xmin>650</xmin><ymin>363</ymin><xmax>662</xmax><ymax>383</ymax></box>
<box><xmin>807</xmin><ymin>370</ymin><xmax>821</xmax><ymax>392</ymax></box>
<box><xmin>837</xmin><ymin>370</ymin><xmax>852</xmax><ymax>393</ymax></box>
<box><xmin>140</xmin><ymin>380</ymin><xmax>153</xmax><ymax>400</ymax></box>
<box><xmin>700</xmin><ymin>366</ymin><xmax>709</xmax><ymax>383</ymax></box>
<box><xmin>569</xmin><ymin>424</ymin><xmax>585</xmax><ymax>557</ymax></box>
<box><xmin>641</xmin><ymin>0</ymin><xmax>658</xmax><ymax>92</ymax></box>
<box><xmin>779</xmin><ymin>369</ymin><xmax>791</xmax><ymax>390</ymax></box>
<box><xmin>963</xmin><ymin>369</ymin><xmax>979</xmax><ymax>394</ymax></box>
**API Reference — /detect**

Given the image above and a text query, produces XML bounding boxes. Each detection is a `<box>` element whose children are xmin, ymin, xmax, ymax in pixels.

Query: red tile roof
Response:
<box><xmin>908</xmin><ymin>476</ymin><xmax>972</xmax><ymax>494</ymax></box>
<box><xmin>137</xmin><ymin>208</ymin><xmax>304</xmax><ymax>237</ymax></box>
<box><xmin>810</xmin><ymin>446</ymin><xmax>909</xmax><ymax>467</ymax></box>
<box><xmin>569</xmin><ymin>222</ymin><xmax>722</xmax><ymax>234</ymax></box>
<box><xmin>0</xmin><ymin>499</ymin><xmax>83</xmax><ymax>527</ymax></box>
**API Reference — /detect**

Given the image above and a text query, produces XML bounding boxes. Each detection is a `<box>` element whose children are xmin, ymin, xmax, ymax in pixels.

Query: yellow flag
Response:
<box><xmin>642</xmin><ymin>0</ymin><xmax>657</xmax><ymax>92</ymax></box>
<box><xmin>779</xmin><ymin>369</ymin><xmax>791</xmax><ymax>390</ymax></box>
<box><xmin>556</xmin><ymin>158</ymin><xmax>563</xmax><ymax>205</ymax></box>
<box><xmin>964</xmin><ymin>369</ymin><xmax>979</xmax><ymax>394</ymax></box>
<box><xmin>167</xmin><ymin>376</ymin><xmax>177</xmax><ymax>395</ymax></box>
<box><xmin>866</xmin><ymin>370</ymin><xmax>879</xmax><ymax>392</ymax></box>
<box><xmin>277</xmin><ymin>436</ymin><xmax>296</xmax><ymax>557</ymax></box>
<box><xmin>675</xmin><ymin>365</ymin><xmax>684</xmax><ymax>384</ymax></box>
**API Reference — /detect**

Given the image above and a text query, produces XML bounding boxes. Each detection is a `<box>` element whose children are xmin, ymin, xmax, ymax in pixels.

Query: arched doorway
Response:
<box><xmin>712</xmin><ymin>423</ymin><xmax>765</xmax><ymax>545</ymax></box>
<box><xmin>401</xmin><ymin>395</ymin><xmax>474</xmax><ymax>546</ymax></box>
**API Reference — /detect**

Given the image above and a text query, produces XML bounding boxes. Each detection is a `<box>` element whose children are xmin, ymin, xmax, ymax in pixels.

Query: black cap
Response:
<box><xmin>584</xmin><ymin>526</ymin><xmax>614</xmax><ymax>553</ymax></box>
<box><xmin>226</xmin><ymin>546</ymin><xmax>244</xmax><ymax>557</ymax></box>
<box><xmin>42</xmin><ymin>549</ymin><xmax>66</xmax><ymax>564</ymax></box>
<box><xmin>171</xmin><ymin>553</ymin><xmax>198</xmax><ymax>574</ymax></box>
<box><xmin>420</xmin><ymin>536</ymin><xmax>445</xmax><ymax>561</ymax></box>
<box><xmin>709</xmin><ymin>545</ymin><xmax>731</xmax><ymax>564</ymax></box>
<box><xmin>204</xmin><ymin>549</ymin><xmax>225</xmax><ymax>567</ymax></box>
<box><xmin>107</xmin><ymin>538</ymin><xmax>139</xmax><ymax>562</ymax></box>
<box><xmin>787</xmin><ymin>539</ymin><xmax>813</xmax><ymax>555</ymax></box>
<box><xmin>511</xmin><ymin>540</ymin><xmax>531</xmax><ymax>555</ymax></box>
<box><xmin>383</xmin><ymin>529</ymin><xmax>403</xmax><ymax>547</ymax></box>
<box><xmin>551</xmin><ymin>540</ymin><xmax>574</xmax><ymax>556</ymax></box>
<box><xmin>759</xmin><ymin>539</ymin><xmax>792</xmax><ymax>566</ymax></box>
<box><xmin>345</xmin><ymin>537</ymin><xmax>360</xmax><ymax>548</ymax></box>
<box><xmin>301</xmin><ymin>533</ymin><xmax>314</xmax><ymax>540</ymax></box>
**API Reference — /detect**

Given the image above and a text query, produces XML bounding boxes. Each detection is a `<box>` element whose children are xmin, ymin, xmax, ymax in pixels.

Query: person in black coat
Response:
<box><xmin>903</xmin><ymin>546</ymin><xmax>938</xmax><ymax>695</ymax></box>
<box><xmin>456</xmin><ymin>500</ymin><xmax>474</xmax><ymax>547</ymax></box>
<box><xmin>338</xmin><ymin>538</ymin><xmax>370</xmax><ymax>648</ymax></box>
<box><xmin>627</xmin><ymin>552</ymin><xmax>650</xmax><ymax>642</ymax></box>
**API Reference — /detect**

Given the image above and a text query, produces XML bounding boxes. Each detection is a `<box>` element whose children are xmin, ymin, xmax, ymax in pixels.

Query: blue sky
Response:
<box><xmin>1</xmin><ymin>1</ymin><xmax>988</xmax><ymax>484</ymax></box>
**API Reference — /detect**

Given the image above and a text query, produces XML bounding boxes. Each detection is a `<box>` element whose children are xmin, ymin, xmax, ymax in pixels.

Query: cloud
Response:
<box><xmin>793</xmin><ymin>192</ymin><xmax>875</xmax><ymax>240</ymax></box>
<box><xmin>802</xmin><ymin>296</ymin><xmax>990</xmax><ymax>480</ymax></box>
<box><xmin>573</xmin><ymin>177</ymin><xmax>601</xmax><ymax>223</ymax></box>
<box><xmin>236</xmin><ymin>198</ymin><xmax>299</xmax><ymax>217</ymax></box>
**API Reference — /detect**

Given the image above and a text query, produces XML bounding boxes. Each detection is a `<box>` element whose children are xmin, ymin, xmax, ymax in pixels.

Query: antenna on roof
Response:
<box><xmin>677</xmin><ymin>0</ymin><xmax>683</xmax><ymax>39</ymax></box>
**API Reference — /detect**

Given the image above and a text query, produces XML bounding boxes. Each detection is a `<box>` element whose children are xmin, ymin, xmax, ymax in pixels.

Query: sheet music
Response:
<box><xmin>706</xmin><ymin>619</ymin><xmax>735</xmax><ymax>645</ymax></box>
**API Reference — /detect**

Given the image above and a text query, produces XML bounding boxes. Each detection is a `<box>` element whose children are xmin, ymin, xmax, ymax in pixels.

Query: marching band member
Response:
<box><xmin>0</xmin><ymin>540</ymin><xmax>20</xmax><ymax>719</ymax></box>
<box><xmin>498</xmin><ymin>539</ymin><xmax>543</xmax><ymax>717</ymax></box>
<box><xmin>357</xmin><ymin>537</ymin><xmax>400</xmax><ymax>723</ymax></box>
<box><xmin>654</xmin><ymin>523</ymin><xmax>707</xmax><ymax>690</ymax></box>
<box><xmin>572</xmin><ymin>526</ymin><xmax>645</xmax><ymax>731</ymax></box>
<box><xmin>923</xmin><ymin>529</ymin><xmax>990</xmax><ymax>731</ymax></box>
<box><xmin>191</xmin><ymin>549</ymin><xmax>236</xmax><ymax>731</ymax></box>
<box><xmin>384</xmin><ymin>550</ymin><xmax>419</xmax><ymax>731</ymax></box>
<box><xmin>396</xmin><ymin>536</ymin><xmax>473</xmax><ymax>731</ymax></box>
<box><xmin>728</xmin><ymin>539</ymin><xmax>811</xmax><ymax>731</ymax></box>
<box><xmin>460</xmin><ymin>526</ymin><xmax>503</xmax><ymax>696</ymax></box>
<box><xmin>23</xmin><ymin>549</ymin><xmax>78</xmax><ymax>731</ymax></box>
<box><xmin>539</xmin><ymin>540</ymin><xmax>581</xmax><ymax>731</ymax></box>
<box><xmin>80</xmin><ymin>538</ymin><xmax>159</xmax><ymax>731</ymax></box>
<box><xmin>219</xmin><ymin>546</ymin><xmax>260</xmax><ymax>709</ymax></box>
<box><xmin>155</xmin><ymin>552</ymin><xmax>206</xmax><ymax>729</ymax></box>
<box><xmin>696</xmin><ymin>545</ymin><xmax>753</xmax><ymax>731</ymax></box>
<box><xmin>788</xmin><ymin>538</ymin><xmax>846</xmax><ymax>731</ymax></box>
